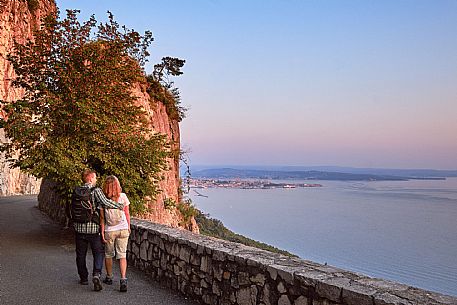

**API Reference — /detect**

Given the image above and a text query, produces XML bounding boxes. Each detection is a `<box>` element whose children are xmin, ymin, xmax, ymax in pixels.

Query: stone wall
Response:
<box><xmin>37</xmin><ymin>179</ymin><xmax>67</xmax><ymax>225</ymax></box>
<box><xmin>128</xmin><ymin>219</ymin><xmax>457</xmax><ymax>305</ymax></box>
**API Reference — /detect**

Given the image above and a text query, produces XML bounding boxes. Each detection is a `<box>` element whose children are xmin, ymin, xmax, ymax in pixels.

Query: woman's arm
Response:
<box><xmin>100</xmin><ymin>208</ymin><xmax>106</xmax><ymax>243</ymax></box>
<box><xmin>124</xmin><ymin>204</ymin><xmax>131</xmax><ymax>233</ymax></box>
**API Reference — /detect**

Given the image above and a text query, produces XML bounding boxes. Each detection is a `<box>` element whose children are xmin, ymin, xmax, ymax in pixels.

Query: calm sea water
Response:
<box><xmin>190</xmin><ymin>178</ymin><xmax>457</xmax><ymax>297</ymax></box>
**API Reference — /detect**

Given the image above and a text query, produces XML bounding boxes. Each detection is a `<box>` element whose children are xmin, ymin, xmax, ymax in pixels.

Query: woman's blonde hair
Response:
<box><xmin>102</xmin><ymin>175</ymin><xmax>122</xmax><ymax>201</ymax></box>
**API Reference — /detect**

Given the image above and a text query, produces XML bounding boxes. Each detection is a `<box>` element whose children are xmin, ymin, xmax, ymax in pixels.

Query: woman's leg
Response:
<box><xmin>105</xmin><ymin>257</ymin><xmax>113</xmax><ymax>277</ymax></box>
<box><xmin>103</xmin><ymin>230</ymin><xmax>116</xmax><ymax>283</ymax></box>
<box><xmin>115</xmin><ymin>229</ymin><xmax>130</xmax><ymax>292</ymax></box>
<box><xmin>119</xmin><ymin>258</ymin><xmax>127</xmax><ymax>278</ymax></box>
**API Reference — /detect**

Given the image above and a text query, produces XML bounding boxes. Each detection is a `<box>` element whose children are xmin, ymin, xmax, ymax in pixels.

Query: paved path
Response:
<box><xmin>0</xmin><ymin>196</ymin><xmax>199</xmax><ymax>305</ymax></box>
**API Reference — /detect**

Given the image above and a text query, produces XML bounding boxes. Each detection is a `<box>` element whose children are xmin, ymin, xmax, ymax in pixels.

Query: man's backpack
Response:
<box><xmin>71</xmin><ymin>186</ymin><xmax>99</xmax><ymax>224</ymax></box>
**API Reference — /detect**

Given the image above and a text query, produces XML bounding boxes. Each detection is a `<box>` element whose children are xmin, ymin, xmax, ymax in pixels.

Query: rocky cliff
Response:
<box><xmin>0</xmin><ymin>0</ymin><xmax>56</xmax><ymax>195</ymax></box>
<box><xmin>131</xmin><ymin>82</ymin><xmax>199</xmax><ymax>233</ymax></box>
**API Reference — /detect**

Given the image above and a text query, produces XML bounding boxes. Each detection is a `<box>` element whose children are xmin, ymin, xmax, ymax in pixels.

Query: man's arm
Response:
<box><xmin>93</xmin><ymin>188</ymin><xmax>123</xmax><ymax>209</ymax></box>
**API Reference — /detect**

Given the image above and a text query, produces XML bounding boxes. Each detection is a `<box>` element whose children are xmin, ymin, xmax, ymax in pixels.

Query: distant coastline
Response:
<box><xmin>190</xmin><ymin>167</ymin><xmax>450</xmax><ymax>182</ymax></box>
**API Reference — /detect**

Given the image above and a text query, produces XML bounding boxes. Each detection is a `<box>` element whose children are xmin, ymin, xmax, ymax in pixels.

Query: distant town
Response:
<box><xmin>189</xmin><ymin>178</ymin><xmax>322</xmax><ymax>190</ymax></box>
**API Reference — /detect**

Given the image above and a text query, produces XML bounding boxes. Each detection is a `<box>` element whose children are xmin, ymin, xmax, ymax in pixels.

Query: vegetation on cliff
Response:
<box><xmin>195</xmin><ymin>210</ymin><xmax>296</xmax><ymax>257</ymax></box>
<box><xmin>0</xmin><ymin>10</ymin><xmax>184</xmax><ymax>213</ymax></box>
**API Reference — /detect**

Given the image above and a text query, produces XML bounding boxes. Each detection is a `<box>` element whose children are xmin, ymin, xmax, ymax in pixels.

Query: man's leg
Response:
<box><xmin>75</xmin><ymin>233</ymin><xmax>89</xmax><ymax>284</ymax></box>
<box><xmin>89</xmin><ymin>233</ymin><xmax>105</xmax><ymax>291</ymax></box>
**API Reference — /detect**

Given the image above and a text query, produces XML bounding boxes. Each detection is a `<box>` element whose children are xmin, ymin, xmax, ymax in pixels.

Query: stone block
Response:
<box><xmin>158</xmin><ymin>239</ymin><xmax>165</xmax><ymax>251</ymax></box>
<box><xmin>250</xmin><ymin>273</ymin><xmax>266</xmax><ymax>286</ymax></box>
<box><xmin>213</xmin><ymin>265</ymin><xmax>224</xmax><ymax>281</ymax></box>
<box><xmin>140</xmin><ymin>242</ymin><xmax>148</xmax><ymax>260</ymax></box>
<box><xmin>190</xmin><ymin>253</ymin><xmax>201</xmax><ymax>266</ymax></box>
<box><xmin>132</xmin><ymin>243</ymin><xmax>140</xmax><ymax>257</ymax></box>
<box><xmin>201</xmin><ymin>256</ymin><xmax>212</xmax><ymax>273</ymax></box>
<box><xmin>230</xmin><ymin>292</ymin><xmax>237</xmax><ymax>303</ymax></box>
<box><xmin>277</xmin><ymin>281</ymin><xmax>287</xmax><ymax>294</ymax></box>
<box><xmin>141</xmin><ymin>230</ymin><xmax>148</xmax><ymax>241</ymax></box>
<box><xmin>223</xmin><ymin>271</ymin><xmax>231</xmax><ymax>280</ymax></box>
<box><xmin>231</xmin><ymin>275</ymin><xmax>240</xmax><ymax>289</ymax></box>
<box><xmin>238</xmin><ymin>272</ymin><xmax>251</xmax><ymax>286</ymax></box>
<box><xmin>267</xmin><ymin>266</ymin><xmax>278</xmax><ymax>281</ymax></box>
<box><xmin>278</xmin><ymin>295</ymin><xmax>292</xmax><ymax>305</ymax></box>
<box><xmin>202</xmin><ymin>294</ymin><xmax>212</xmax><ymax>305</ymax></box>
<box><xmin>194</xmin><ymin>287</ymin><xmax>202</xmax><ymax>296</ymax></box>
<box><xmin>201</xmin><ymin>279</ymin><xmax>209</xmax><ymax>288</ymax></box>
<box><xmin>173</xmin><ymin>264</ymin><xmax>181</xmax><ymax>276</ymax></box>
<box><xmin>261</xmin><ymin>283</ymin><xmax>272</xmax><ymax>305</ymax></box>
<box><xmin>212</xmin><ymin>281</ymin><xmax>222</xmax><ymax>296</ymax></box>
<box><xmin>147</xmin><ymin>244</ymin><xmax>154</xmax><ymax>261</ymax></box>
<box><xmin>205</xmin><ymin>247</ymin><xmax>213</xmax><ymax>255</ymax></box>
<box><xmin>277</xmin><ymin>269</ymin><xmax>295</xmax><ymax>285</ymax></box>
<box><xmin>160</xmin><ymin>254</ymin><xmax>168</xmax><ymax>270</ymax></box>
<box><xmin>316</xmin><ymin>277</ymin><xmax>348</xmax><ymax>302</ymax></box>
<box><xmin>312</xmin><ymin>300</ymin><xmax>332</xmax><ymax>305</ymax></box>
<box><xmin>227</xmin><ymin>262</ymin><xmax>238</xmax><ymax>272</ymax></box>
<box><xmin>213</xmin><ymin>249</ymin><xmax>226</xmax><ymax>261</ymax></box>
<box><xmin>288</xmin><ymin>285</ymin><xmax>301</xmax><ymax>297</ymax></box>
<box><xmin>197</xmin><ymin>244</ymin><xmax>205</xmax><ymax>255</ymax></box>
<box><xmin>236</xmin><ymin>286</ymin><xmax>258</xmax><ymax>305</ymax></box>
<box><xmin>152</xmin><ymin>259</ymin><xmax>160</xmax><ymax>268</ymax></box>
<box><xmin>235</xmin><ymin>255</ymin><xmax>247</xmax><ymax>266</ymax></box>
<box><xmin>294</xmin><ymin>296</ymin><xmax>308</xmax><ymax>305</ymax></box>
<box><xmin>341</xmin><ymin>282</ymin><xmax>377</xmax><ymax>305</ymax></box>
<box><xmin>373</xmin><ymin>292</ymin><xmax>414</xmax><ymax>305</ymax></box>
<box><xmin>179</xmin><ymin>246</ymin><xmax>191</xmax><ymax>263</ymax></box>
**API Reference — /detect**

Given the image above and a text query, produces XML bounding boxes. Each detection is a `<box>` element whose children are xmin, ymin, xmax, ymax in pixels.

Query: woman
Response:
<box><xmin>100</xmin><ymin>175</ymin><xmax>131</xmax><ymax>292</ymax></box>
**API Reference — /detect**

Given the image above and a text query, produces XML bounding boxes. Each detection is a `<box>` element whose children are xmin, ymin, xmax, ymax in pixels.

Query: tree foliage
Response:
<box><xmin>0</xmin><ymin>10</ymin><xmax>181</xmax><ymax>213</ymax></box>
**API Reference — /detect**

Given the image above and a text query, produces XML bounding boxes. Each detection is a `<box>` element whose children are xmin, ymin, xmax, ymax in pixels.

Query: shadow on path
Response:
<box><xmin>0</xmin><ymin>196</ymin><xmax>198</xmax><ymax>305</ymax></box>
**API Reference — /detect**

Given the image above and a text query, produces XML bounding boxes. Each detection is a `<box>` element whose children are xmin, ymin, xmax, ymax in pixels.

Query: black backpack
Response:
<box><xmin>71</xmin><ymin>186</ymin><xmax>99</xmax><ymax>224</ymax></box>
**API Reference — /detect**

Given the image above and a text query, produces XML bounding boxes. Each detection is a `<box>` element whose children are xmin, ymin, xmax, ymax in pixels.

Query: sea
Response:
<box><xmin>189</xmin><ymin>177</ymin><xmax>457</xmax><ymax>297</ymax></box>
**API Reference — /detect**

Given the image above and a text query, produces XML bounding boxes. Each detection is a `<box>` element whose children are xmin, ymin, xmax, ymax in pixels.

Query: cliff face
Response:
<box><xmin>0</xmin><ymin>0</ymin><xmax>56</xmax><ymax>195</ymax></box>
<box><xmin>132</xmin><ymin>83</ymin><xmax>199</xmax><ymax>233</ymax></box>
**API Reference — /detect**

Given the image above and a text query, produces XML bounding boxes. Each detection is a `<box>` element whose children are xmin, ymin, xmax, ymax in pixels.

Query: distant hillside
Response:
<box><xmin>191</xmin><ymin>168</ymin><xmax>422</xmax><ymax>181</ymax></box>
<box><xmin>276</xmin><ymin>166</ymin><xmax>457</xmax><ymax>178</ymax></box>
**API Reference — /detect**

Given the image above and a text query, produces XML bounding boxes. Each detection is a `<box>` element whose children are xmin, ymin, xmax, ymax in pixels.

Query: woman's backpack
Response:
<box><xmin>104</xmin><ymin>208</ymin><xmax>124</xmax><ymax>226</ymax></box>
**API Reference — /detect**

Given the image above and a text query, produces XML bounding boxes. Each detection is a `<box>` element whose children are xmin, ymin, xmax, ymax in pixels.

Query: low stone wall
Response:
<box><xmin>128</xmin><ymin>219</ymin><xmax>457</xmax><ymax>305</ymax></box>
<box><xmin>37</xmin><ymin>179</ymin><xmax>67</xmax><ymax>225</ymax></box>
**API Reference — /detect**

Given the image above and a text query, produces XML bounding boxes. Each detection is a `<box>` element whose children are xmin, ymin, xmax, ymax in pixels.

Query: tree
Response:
<box><xmin>0</xmin><ymin>10</ymin><xmax>178</xmax><ymax>213</ymax></box>
<box><xmin>147</xmin><ymin>57</ymin><xmax>187</xmax><ymax>121</ymax></box>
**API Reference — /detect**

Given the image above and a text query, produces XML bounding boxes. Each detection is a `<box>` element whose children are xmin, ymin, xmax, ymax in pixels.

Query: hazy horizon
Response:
<box><xmin>56</xmin><ymin>0</ymin><xmax>457</xmax><ymax>170</ymax></box>
<box><xmin>187</xmin><ymin>163</ymin><xmax>457</xmax><ymax>171</ymax></box>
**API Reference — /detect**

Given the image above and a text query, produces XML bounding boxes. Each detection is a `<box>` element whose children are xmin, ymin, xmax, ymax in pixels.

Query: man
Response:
<box><xmin>73</xmin><ymin>169</ymin><xmax>124</xmax><ymax>291</ymax></box>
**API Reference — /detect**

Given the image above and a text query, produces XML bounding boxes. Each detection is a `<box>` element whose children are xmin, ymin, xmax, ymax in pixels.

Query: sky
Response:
<box><xmin>55</xmin><ymin>0</ymin><xmax>457</xmax><ymax>170</ymax></box>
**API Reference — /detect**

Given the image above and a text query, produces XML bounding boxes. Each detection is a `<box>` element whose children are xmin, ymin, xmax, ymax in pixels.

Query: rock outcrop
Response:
<box><xmin>131</xmin><ymin>83</ymin><xmax>198</xmax><ymax>233</ymax></box>
<box><xmin>0</xmin><ymin>0</ymin><xmax>56</xmax><ymax>195</ymax></box>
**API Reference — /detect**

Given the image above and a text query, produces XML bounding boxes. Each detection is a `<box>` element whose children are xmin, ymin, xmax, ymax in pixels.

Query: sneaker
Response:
<box><xmin>103</xmin><ymin>276</ymin><xmax>113</xmax><ymax>285</ymax></box>
<box><xmin>92</xmin><ymin>275</ymin><xmax>103</xmax><ymax>291</ymax></box>
<box><xmin>79</xmin><ymin>279</ymin><xmax>88</xmax><ymax>285</ymax></box>
<box><xmin>120</xmin><ymin>278</ymin><xmax>128</xmax><ymax>292</ymax></box>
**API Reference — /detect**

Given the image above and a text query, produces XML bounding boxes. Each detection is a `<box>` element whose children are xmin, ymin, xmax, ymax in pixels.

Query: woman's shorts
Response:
<box><xmin>104</xmin><ymin>229</ymin><xmax>130</xmax><ymax>259</ymax></box>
